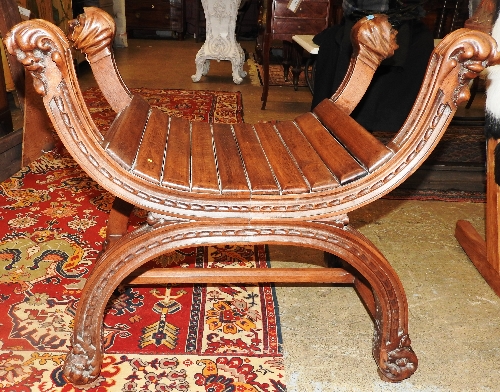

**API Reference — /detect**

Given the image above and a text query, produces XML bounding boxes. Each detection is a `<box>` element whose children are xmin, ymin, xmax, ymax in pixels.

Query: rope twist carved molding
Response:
<box><xmin>51</xmin><ymin>87</ymin><xmax>447</xmax><ymax>216</ymax></box>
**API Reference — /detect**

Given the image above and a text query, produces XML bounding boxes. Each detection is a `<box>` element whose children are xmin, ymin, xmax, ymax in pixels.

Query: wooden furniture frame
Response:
<box><xmin>5</xmin><ymin>6</ymin><xmax>499</xmax><ymax>386</ymax></box>
<box><xmin>292</xmin><ymin>34</ymin><xmax>318</xmax><ymax>92</ymax></box>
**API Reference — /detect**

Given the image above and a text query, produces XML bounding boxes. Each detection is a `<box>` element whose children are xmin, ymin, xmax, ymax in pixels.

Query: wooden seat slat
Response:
<box><xmin>133</xmin><ymin>108</ymin><xmax>169</xmax><ymax>184</ymax></box>
<box><xmin>274</xmin><ymin>120</ymin><xmax>340</xmax><ymax>191</ymax></box>
<box><xmin>253</xmin><ymin>122</ymin><xmax>309</xmax><ymax>194</ymax></box>
<box><xmin>313</xmin><ymin>100</ymin><xmax>394</xmax><ymax>172</ymax></box>
<box><xmin>212</xmin><ymin>123</ymin><xmax>250</xmax><ymax>194</ymax></box>
<box><xmin>191</xmin><ymin>121</ymin><xmax>219</xmax><ymax>193</ymax></box>
<box><xmin>162</xmin><ymin>116</ymin><xmax>191</xmax><ymax>191</ymax></box>
<box><xmin>232</xmin><ymin>123</ymin><xmax>280</xmax><ymax>195</ymax></box>
<box><xmin>294</xmin><ymin>112</ymin><xmax>367</xmax><ymax>184</ymax></box>
<box><xmin>104</xmin><ymin>95</ymin><xmax>149</xmax><ymax>170</ymax></box>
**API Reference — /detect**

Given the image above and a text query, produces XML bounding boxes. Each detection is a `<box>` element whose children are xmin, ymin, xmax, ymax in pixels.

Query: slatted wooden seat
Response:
<box><xmin>104</xmin><ymin>94</ymin><xmax>393</xmax><ymax>195</ymax></box>
<box><xmin>5</xmin><ymin>7</ymin><xmax>499</xmax><ymax>386</ymax></box>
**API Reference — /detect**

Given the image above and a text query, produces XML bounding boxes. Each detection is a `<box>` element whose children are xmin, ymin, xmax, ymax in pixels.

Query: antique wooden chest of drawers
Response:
<box><xmin>125</xmin><ymin>0</ymin><xmax>184</xmax><ymax>37</ymax></box>
<box><xmin>267</xmin><ymin>0</ymin><xmax>331</xmax><ymax>41</ymax></box>
<box><xmin>258</xmin><ymin>0</ymin><xmax>332</xmax><ymax>108</ymax></box>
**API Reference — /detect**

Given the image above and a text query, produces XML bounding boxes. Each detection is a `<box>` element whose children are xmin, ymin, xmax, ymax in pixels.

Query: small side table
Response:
<box><xmin>292</xmin><ymin>34</ymin><xmax>319</xmax><ymax>93</ymax></box>
<box><xmin>191</xmin><ymin>0</ymin><xmax>247</xmax><ymax>84</ymax></box>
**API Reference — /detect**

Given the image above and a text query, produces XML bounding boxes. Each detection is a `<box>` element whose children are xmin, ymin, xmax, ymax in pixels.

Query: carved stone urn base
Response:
<box><xmin>191</xmin><ymin>0</ymin><xmax>247</xmax><ymax>84</ymax></box>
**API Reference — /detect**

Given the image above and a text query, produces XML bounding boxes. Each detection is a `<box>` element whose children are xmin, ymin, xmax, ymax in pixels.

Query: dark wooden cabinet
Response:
<box><xmin>268</xmin><ymin>0</ymin><xmax>331</xmax><ymax>39</ymax></box>
<box><xmin>184</xmin><ymin>0</ymin><xmax>205</xmax><ymax>41</ymax></box>
<box><xmin>125</xmin><ymin>0</ymin><xmax>185</xmax><ymax>37</ymax></box>
<box><xmin>258</xmin><ymin>0</ymin><xmax>332</xmax><ymax>109</ymax></box>
<box><xmin>0</xmin><ymin>55</ymin><xmax>13</xmax><ymax>138</ymax></box>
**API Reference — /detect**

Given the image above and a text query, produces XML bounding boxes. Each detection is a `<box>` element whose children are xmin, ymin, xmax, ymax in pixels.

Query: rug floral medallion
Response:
<box><xmin>0</xmin><ymin>89</ymin><xmax>286</xmax><ymax>391</ymax></box>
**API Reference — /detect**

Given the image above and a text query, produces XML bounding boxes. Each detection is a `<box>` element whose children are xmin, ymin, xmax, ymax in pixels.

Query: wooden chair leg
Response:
<box><xmin>456</xmin><ymin>137</ymin><xmax>500</xmax><ymax>297</ymax></box>
<box><xmin>261</xmin><ymin>32</ymin><xmax>271</xmax><ymax>109</ymax></box>
<box><xmin>63</xmin><ymin>220</ymin><xmax>417</xmax><ymax>385</ymax></box>
<box><xmin>102</xmin><ymin>197</ymin><xmax>135</xmax><ymax>252</ymax></box>
<box><xmin>282</xmin><ymin>40</ymin><xmax>292</xmax><ymax>82</ymax></box>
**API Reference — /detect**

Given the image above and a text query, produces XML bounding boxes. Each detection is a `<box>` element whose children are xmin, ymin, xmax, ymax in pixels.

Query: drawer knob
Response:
<box><xmin>135</xmin><ymin>12</ymin><xmax>140</xmax><ymax>18</ymax></box>
<box><xmin>151</xmin><ymin>4</ymin><xmax>154</xmax><ymax>8</ymax></box>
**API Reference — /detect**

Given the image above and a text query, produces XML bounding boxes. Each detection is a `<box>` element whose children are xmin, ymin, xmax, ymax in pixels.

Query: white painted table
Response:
<box><xmin>292</xmin><ymin>34</ymin><xmax>319</xmax><ymax>55</ymax></box>
<box><xmin>191</xmin><ymin>0</ymin><xmax>247</xmax><ymax>84</ymax></box>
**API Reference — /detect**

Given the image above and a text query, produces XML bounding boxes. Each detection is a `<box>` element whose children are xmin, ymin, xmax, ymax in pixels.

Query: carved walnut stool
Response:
<box><xmin>5</xmin><ymin>8</ymin><xmax>499</xmax><ymax>386</ymax></box>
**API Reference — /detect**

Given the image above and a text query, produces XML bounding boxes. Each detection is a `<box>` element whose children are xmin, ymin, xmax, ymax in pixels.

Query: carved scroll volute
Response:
<box><xmin>351</xmin><ymin>14</ymin><xmax>399</xmax><ymax>71</ymax></box>
<box><xmin>68</xmin><ymin>6</ymin><xmax>115</xmax><ymax>63</ymax></box>
<box><xmin>433</xmin><ymin>28</ymin><xmax>500</xmax><ymax>106</ymax></box>
<box><xmin>4</xmin><ymin>19</ymin><xmax>72</xmax><ymax>100</ymax></box>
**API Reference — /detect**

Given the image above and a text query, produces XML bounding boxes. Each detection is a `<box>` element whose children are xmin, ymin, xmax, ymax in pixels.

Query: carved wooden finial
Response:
<box><xmin>68</xmin><ymin>6</ymin><xmax>115</xmax><ymax>62</ymax></box>
<box><xmin>434</xmin><ymin>27</ymin><xmax>500</xmax><ymax>105</ymax></box>
<box><xmin>351</xmin><ymin>14</ymin><xmax>399</xmax><ymax>70</ymax></box>
<box><xmin>4</xmin><ymin>19</ymin><xmax>71</xmax><ymax>98</ymax></box>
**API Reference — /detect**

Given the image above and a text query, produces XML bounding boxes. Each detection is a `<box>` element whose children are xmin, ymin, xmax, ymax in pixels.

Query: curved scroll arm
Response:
<box><xmin>68</xmin><ymin>7</ymin><xmax>132</xmax><ymax>113</ymax></box>
<box><xmin>391</xmin><ymin>28</ymin><xmax>500</xmax><ymax>151</ymax></box>
<box><xmin>66</xmin><ymin>7</ymin><xmax>134</xmax><ymax>249</ymax></box>
<box><xmin>5</xmin><ymin>19</ymin><xmax>69</xmax><ymax>99</ymax></box>
<box><xmin>328</xmin><ymin>28</ymin><xmax>500</xmax><ymax>215</ymax></box>
<box><xmin>332</xmin><ymin>14</ymin><xmax>399</xmax><ymax>113</ymax></box>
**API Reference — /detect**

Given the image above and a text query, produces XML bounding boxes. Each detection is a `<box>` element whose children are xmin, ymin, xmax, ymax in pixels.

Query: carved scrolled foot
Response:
<box><xmin>63</xmin><ymin>348</ymin><xmax>102</xmax><ymax>385</ymax></box>
<box><xmin>192</xmin><ymin>58</ymin><xmax>210</xmax><ymax>82</ymax></box>
<box><xmin>231</xmin><ymin>63</ymin><xmax>246</xmax><ymax>84</ymax></box>
<box><xmin>191</xmin><ymin>72</ymin><xmax>202</xmax><ymax>83</ymax></box>
<box><xmin>232</xmin><ymin>74</ymin><xmax>243</xmax><ymax>84</ymax></box>
<box><xmin>378</xmin><ymin>335</ymin><xmax>418</xmax><ymax>382</ymax></box>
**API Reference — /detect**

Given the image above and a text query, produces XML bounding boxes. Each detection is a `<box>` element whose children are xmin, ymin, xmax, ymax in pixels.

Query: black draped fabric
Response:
<box><xmin>311</xmin><ymin>17</ymin><xmax>434</xmax><ymax>132</ymax></box>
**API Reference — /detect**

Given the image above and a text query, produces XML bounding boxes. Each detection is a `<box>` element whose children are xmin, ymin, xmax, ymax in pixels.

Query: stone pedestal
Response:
<box><xmin>191</xmin><ymin>0</ymin><xmax>247</xmax><ymax>84</ymax></box>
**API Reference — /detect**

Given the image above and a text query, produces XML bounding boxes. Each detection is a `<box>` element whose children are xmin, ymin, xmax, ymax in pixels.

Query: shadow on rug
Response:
<box><xmin>247</xmin><ymin>54</ymin><xmax>308</xmax><ymax>88</ymax></box>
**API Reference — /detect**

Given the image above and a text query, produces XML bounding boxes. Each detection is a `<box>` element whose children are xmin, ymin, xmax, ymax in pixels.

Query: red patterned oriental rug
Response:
<box><xmin>248</xmin><ymin>55</ymin><xmax>308</xmax><ymax>88</ymax></box>
<box><xmin>0</xmin><ymin>88</ymin><xmax>286</xmax><ymax>391</ymax></box>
